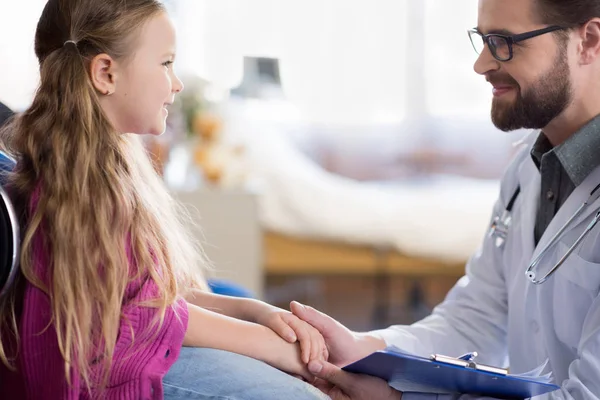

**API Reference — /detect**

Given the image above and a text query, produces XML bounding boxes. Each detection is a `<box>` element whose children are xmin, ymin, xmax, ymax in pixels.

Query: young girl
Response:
<box><xmin>0</xmin><ymin>1</ymin><xmax>329</xmax><ymax>399</ymax></box>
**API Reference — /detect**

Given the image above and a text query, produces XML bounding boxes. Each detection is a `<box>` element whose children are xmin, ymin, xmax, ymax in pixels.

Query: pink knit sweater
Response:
<box><xmin>0</xmin><ymin>192</ymin><xmax>189</xmax><ymax>399</ymax></box>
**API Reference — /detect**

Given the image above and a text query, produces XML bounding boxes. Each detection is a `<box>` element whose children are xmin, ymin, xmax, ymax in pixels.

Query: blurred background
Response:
<box><xmin>0</xmin><ymin>0</ymin><xmax>531</xmax><ymax>331</ymax></box>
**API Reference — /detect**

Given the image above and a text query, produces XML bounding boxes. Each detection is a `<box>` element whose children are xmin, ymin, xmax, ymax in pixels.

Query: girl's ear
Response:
<box><xmin>90</xmin><ymin>53</ymin><xmax>117</xmax><ymax>95</ymax></box>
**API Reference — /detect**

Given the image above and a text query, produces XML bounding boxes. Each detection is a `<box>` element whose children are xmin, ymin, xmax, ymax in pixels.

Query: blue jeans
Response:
<box><xmin>163</xmin><ymin>347</ymin><xmax>330</xmax><ymax>400</ymax></box>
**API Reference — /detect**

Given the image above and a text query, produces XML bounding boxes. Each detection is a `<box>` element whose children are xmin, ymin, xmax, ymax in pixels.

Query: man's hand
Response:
<box><xmin>250</xmin><ymin>301</ymin><xmax>328</xmax><ymax>363</ymax></box>
<box><xmin>308</xmin><ymin>360</ymin><xmax>402</xmax><ymax>400</ymax></box>
<box><xmin>291</xmin><ymin>301</ymin><xmax>386</xmax><ymax>366</ymax></box>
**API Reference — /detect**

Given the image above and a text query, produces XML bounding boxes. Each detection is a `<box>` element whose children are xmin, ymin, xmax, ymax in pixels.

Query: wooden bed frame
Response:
<box><xmin>263</xmin><ymin>231</ymin><xmax>468</xmax><ymax>326</ymax></box>
<box><xmin>264</xmin><ymin>231</ymin><xmax>466</xmax><ymax>277</ymax></box>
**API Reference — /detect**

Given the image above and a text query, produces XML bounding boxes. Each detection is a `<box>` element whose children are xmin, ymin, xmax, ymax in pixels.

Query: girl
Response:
<box><xmin>0</xmin><ymin>1</ymin><xmax>329</xmax><ymax>399</ymax></box>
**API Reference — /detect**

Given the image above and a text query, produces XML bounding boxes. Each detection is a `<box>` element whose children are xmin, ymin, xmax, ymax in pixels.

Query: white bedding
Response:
<box><xmin>245</xmin><ymin>129</ymin><xmax>501</xmax><ymax>263</ymax></box>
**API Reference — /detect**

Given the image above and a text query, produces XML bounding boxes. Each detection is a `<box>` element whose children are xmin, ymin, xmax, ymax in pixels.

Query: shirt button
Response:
<box><xmin>546</xmin><ymin>190</ymin><xmax>555</xmax><ymax>200</ymax></box>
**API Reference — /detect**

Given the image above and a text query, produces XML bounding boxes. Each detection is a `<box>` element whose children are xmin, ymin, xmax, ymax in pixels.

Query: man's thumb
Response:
<box><xmin>308</xmin><ymin>360</ymin><xmax>352</xmax><ymax>389</ymax></box>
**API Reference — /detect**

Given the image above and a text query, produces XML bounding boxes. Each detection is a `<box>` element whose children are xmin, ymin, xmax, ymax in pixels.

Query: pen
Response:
<box><xmin>457</xmin><ymin>352</ymin><xmax>478</xmax><ymax>362</ymax></box>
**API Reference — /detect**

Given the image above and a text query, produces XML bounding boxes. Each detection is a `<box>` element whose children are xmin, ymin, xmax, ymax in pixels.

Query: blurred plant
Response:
<box><xmin>164</xmin><ymin>75</ymin><xmax>247</xmax><ymax>188</ymax></box>
<box><xmin>173</xmin><ymin>74</ymin><xmax>211</xmax><ymax>138</ymax></box>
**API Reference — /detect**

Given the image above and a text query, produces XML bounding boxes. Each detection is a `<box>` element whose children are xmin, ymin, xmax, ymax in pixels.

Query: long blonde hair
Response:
<box><xmin>0</xmin><ymin>0</ymin><xmax>207</xmax><ymax>391</ymax></box>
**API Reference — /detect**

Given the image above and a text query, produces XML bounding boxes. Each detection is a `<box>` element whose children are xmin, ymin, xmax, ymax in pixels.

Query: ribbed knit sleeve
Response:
<box><xmin>17</xmin><ymin>279</ymin><xmax>80</xmax><ymax>399</ymax></box>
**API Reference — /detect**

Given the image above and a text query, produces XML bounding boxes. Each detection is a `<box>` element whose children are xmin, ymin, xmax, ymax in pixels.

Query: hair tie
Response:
<box><xmin>64</xmin><ymin>40</ymin><xmax>78</xmax><ymax>47</ymax></box>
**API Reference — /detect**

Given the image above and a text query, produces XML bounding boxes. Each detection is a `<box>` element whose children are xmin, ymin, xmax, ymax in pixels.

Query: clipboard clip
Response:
<box><xmin>431</xmin><ymin>352</ymin><xmax>508</xmax><ymax>376</ymax></box>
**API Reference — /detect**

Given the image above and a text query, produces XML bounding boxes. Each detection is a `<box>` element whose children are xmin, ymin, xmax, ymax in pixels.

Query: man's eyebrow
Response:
<box><xmin>476</xmin><ymin>28</ymin><xmax>516</xmax><ymax>36</ymax></box>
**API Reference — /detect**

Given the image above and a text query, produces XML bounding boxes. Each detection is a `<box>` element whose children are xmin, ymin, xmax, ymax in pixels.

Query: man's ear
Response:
<box><xmin>89</xmin><ymin>53</ymin><xmax>117</xmax><ymax>96</ymax></box>
<box><xmin>578</xmin><ymin>18</ymin><xmax>600</xmax><ymax>65</ymax></box>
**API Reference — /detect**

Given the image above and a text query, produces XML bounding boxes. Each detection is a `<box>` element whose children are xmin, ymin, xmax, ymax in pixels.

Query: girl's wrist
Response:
<box><xmin>236</xmin><ymin>297</ymin><xmax>264</xmax><ymax>322</ymax></box>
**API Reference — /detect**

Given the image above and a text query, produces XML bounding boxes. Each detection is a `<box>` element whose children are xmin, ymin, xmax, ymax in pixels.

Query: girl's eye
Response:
<box><xmin>162</xmin><ymin>61</ymin><xmax>174</xmax><ymax>68</ymax></box>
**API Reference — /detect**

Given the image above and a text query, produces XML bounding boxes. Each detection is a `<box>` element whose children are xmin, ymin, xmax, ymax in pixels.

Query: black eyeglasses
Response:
<box><xmin>468</xmin><ymin>26</ymin><xmax>565</xmax><ymax>62</ymax></box>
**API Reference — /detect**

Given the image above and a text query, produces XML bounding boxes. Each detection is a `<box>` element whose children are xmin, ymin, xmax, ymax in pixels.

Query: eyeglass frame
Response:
<box><xmin>468</xmin><ymin>25</ymin><xmax>565</xmax><ymax>62</ymax></box>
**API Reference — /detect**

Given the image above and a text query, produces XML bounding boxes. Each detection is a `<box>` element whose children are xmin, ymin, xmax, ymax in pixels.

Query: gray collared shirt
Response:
<box><xmin>531</xmin><ymin>114</ymin><xmax>600</xmax><ymax>245</ymax></box>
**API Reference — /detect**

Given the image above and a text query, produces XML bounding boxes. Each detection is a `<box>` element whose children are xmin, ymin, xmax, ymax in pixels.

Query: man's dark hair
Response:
<box><xmin>534</xmin><ymin>1</ymin><xmax>600</xmax><ymax>46</ymax></box>
<box><xmin>0</xmin><ymin>102</ymin><xmax>13</xmax><ymax>129</ymax></box>
<box><xmin>536</xmin><ymin>0</ymin><xmax>600</xmax><ymax>27</ymax></box>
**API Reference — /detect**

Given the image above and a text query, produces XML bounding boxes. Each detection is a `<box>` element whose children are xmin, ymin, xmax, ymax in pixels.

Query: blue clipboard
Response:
<box><xmin>342</xmin><ymin>349</ymin><xmax>560</xmax><ymax>399</ymax></box>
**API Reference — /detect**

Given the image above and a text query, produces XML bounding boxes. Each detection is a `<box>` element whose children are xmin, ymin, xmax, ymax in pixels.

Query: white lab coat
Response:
<box><xmin>376</xmin><ymin>133</ymin><xmax>600</xmax><ymax>399</ymax></box>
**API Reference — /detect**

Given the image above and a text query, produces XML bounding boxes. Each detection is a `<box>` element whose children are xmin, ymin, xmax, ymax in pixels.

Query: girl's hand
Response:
<box><xmin>251</xmin><ymin>301</ymin><xmax>329</xmax><ymax>364</ymax></box>
<box><xmin>261</xmin><ymin>329</ymin><xmax>323</xmax><ymax>383</ymax></box>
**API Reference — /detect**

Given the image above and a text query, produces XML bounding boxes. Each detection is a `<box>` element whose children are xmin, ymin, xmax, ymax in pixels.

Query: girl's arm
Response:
<box><xmin>184</xmin><ymin>289</ymin><xmax>260</xmax><ymax>321</ymax></box>
<box><xmin>184</xmin><ymin>290</ymin><xmax>328</xmax><ymax>364</ymax></box>
<box><xmin>183</xmin><ymin>302</ymin><xmax>315</xmax><ymax>381</ymax></box>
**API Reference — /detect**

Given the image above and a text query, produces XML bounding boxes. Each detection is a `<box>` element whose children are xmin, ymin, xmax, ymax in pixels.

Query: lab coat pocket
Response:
<box><xmin>552</xmin><ymin>241</ymin><xmax>600</xmax><ymax>347</ymax></box>
<box><xmin>554</xmin><ymin>241</ymin><xmax>600</xmax><ymax>293</ymax></box>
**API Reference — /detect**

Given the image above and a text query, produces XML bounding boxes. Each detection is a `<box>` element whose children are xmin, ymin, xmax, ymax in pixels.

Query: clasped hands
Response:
<box><xmin>251</xmin><ymin>299</ymin><xmax>402</xmax><ymax>400</ymax></box>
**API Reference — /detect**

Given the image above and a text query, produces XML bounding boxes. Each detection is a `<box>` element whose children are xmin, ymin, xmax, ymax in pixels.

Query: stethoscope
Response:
<box><xmin>489</xmin><ymin>183</ymin><xmax>600</xmax><ymax>285</ymax></box>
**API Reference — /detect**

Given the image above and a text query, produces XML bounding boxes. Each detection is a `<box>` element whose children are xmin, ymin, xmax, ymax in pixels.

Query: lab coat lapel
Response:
<box><xmin>517</xmin><ymin>154</ymin><xmax>540</xmax><ymax>261</ymax></box>
<box><xmin>531</xmin><ymin>165</ymin><xmax>600</xmax><ymax>261</ymax></box>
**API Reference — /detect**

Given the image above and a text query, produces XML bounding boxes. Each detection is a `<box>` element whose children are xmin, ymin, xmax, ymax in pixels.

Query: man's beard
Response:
<box><xmin>490</xmin><ymin>49</ymin><xmax>573</xmax><ymax>132</ymax></box>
